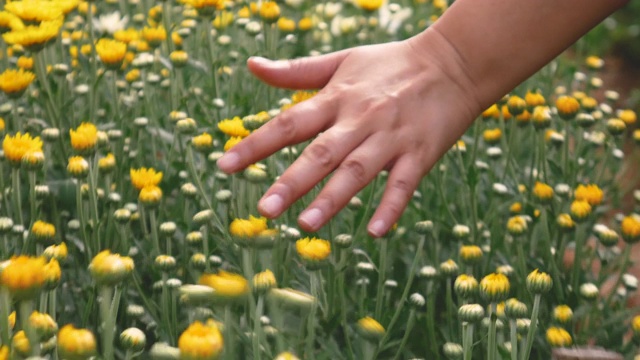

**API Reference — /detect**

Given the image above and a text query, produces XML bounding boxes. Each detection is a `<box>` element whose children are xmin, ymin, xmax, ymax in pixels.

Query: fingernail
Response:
<box><xmin>217</xmin><ymin>152</ymin><xmax>240</xmax><ymax>171</ymax></box>
<box><xmin>368</xmin><ymin>220</ymin><xmax>386</xmax><ymax>237</ymax></box>
<box><xmin>259</xmin><ymin>194</ymin><xmax>284</xmax><ymax>217</ymax></box>
<box><xmin>299</xmin><ymin>208</ymin><xmax>323</xmax><ymax>229</ymax></box>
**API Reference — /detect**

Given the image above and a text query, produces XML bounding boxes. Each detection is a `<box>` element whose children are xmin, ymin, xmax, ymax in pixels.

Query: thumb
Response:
<box><xmin>247</xmin><ymin>49</ymin><xmax>351</xmax><ymax>89</ymax></box>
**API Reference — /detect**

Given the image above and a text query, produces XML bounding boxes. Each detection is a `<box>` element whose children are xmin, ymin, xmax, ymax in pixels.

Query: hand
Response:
<box><xmin>217</xmin><ymin>31</ymin><xmax>482</xmax><ymax>237</ymax></box>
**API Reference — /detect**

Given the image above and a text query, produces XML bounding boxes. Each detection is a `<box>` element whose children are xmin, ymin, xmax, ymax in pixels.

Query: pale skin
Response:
<box><xmin>217</xmin><ymin>0</ymin><xmax>629</xmax><ymax>237</ymax></box>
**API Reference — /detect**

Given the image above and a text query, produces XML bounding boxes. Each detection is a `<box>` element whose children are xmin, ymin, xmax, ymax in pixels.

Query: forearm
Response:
<box><xmin>410</xmin><ymin>0</ymin><xmax>629</xmax><ymax>112</ymax></box>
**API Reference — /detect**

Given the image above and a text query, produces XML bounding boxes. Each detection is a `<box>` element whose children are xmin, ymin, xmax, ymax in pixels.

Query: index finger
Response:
<box><xmin>216</xmin><ymin>94</ymin><xmax>337</xmax><ymax>173</ymax></box>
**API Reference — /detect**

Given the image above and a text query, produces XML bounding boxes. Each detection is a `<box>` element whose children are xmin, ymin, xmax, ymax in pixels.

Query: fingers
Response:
<box><xmin>217</xmin><ymin>94</ymin><xmax>336</xmax><ymax>173</ymax></box>
<box><xmin>367</xmin><ymin>155</ymin><xmax>425</xmax><ymax>237</ymax></box>
<box><xmin>247</xmin><ymin>50</ymin><xmax>351</xmax><ymax>89</ymax></box>
<box><xmin>258</xmin><ymin>126</ymin><xmax>369</xmax><ymax>219</ymax></box>
<box><xmin>294</xmin><ymin>134</ymin><xmax>395</xmax><ymax>232</ymax></box>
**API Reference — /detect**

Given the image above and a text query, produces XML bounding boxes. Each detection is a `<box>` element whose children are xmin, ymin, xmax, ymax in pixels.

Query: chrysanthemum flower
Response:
<box><xmin>553</xmin><ymin>305</ymin><xmax>573</xmax><ymax>324</ymax></box>
<box><xmin>482</xmin><ymin>128</ymin><xmax>501</xmax><ymax>144</ymax></box>
<box><xmin>356</xmin><ymin>317</ymin><xmax>385</xmax><ymax>342</ymax></box>
<box><xmin>621</xmin><ymin>215</ymin><xmax>640</xmax><ymax>244</ymax></box>
<box><xmin>526</xmin><ymin>269</ymin><xmax>552</xmax><ymax>294</ymax></box>
<box><xmin>95</xmin><ymin>38</ymin><xmax>126</xmax><ymax>70</ymax></box>
<box><xmin>2</xmin><ymin>18</ymin><xmax>62</xmax><ymax>51</ymax></box>
<box><xmin>178</xmin><ymin>321</ymin><xmax>224</xmax><ymax>360</ymax></box>
<box><xmin>296</xmin><ymin>237</ymin><xmax>331</xmax><ymax>264</ymax></box>
<box><xmin>69</xmin><ymin>122</ymin><xmax>98</xmax><ymax>154</ymax></box>
<box><xmin>89</xmin><ymin>250</ymin><xmax>135</xmax><ymax>286</ymax></box>
<box><xmin>43</xmin><ymin>258</ymin><xmax>61</xmax><ymax>290</ymax></box>
<box><xmin>556</xmin><ymin>96</ymin><xmax>580</xmax><ymax>120</ymax></box>
<box><xmin>31</xmin><ymin>220</ymin><xmax>55</xmax><ymax>242</ymax></box>
<box><xmin>277</xmin><ymin>17</ymin><xmax>296</xmax><ymax>32</ymax></box>
<box><xmin>525</xmin><ymin>90</ymin><xmax>545</xmax><ymax>109</ymax></box>
<box><xmin>459</xmin><ymin>245</ymin><xmax>483</xmax><ymax>265</ymax></box>
<box><xmin>0</xmin><ymin>68</ymin><xmax>35</xmax><ymax>98</ymax></box>
<box><xmin>3</xmin><ymin>132</ymin><xmax>43</xmax><ymax>166</ymax></box>
<box><xmin>4</xmin><ymin>0</ymin><xmax>64</xmax><ymax>23</ymax></box>
<box><xmin>141</xmin><ymin>26</ymin><xmax>166</xmax><ymax>47</ymax></box>
<box><xmin>114</xmin><ymin>28</ymin><xmax>139</xmax><ymax>43</ymax></box>
<box><xmin>574</xmin><ymin>184</ymin><xmax>603</xmax><ymax>206</ymax></box>
<box><xmin>139</xmin><ymin>185</ymin><xmax>163</xmax><ymax>206</ymax></box>
<box><xmin>218</xmin><ymin>117</ymin><xmax>250</xmax><ymax>137</ymax></box>
<box><xmin>192</xmin><ymin>132</ymin><xmax>214</xmax><ymax>152</ymax></box>
<box><xmin>67</xmin><ymin>156</ymin><xmax>89</xmax><ymax>178</ymax></box>
<box><xmin>0</xmin><ymin>255</ymin><xmax>47</xmax><ymax>301</ymax></box>
<box><xmin>454</xmin><ymin>274</ymin><xmax>478</xmax><ymax>299</ymax></box>
<box><xmin>229</xmin><ymin>215</ymin><xmax>267</xmax><ymax>238</ymax></box>
<box><xmin>481</xmin><ymin>104</ymin><xmax>500</xmax><ymax>120</ymax></box>
<box><xmin>57</xmin><ymin>325</ymin><xmax>97</xmax><ymax>360</ymax></box>
<box><xmin>546</xmin><ymin>326</ymin><xmax>572</xmax><ymax>347</ymax></box>
<box><xmin>355</xmin><ymin>0</ymin><xmax>384</xmax><ymax>11</ymax></box>
<box><xmin>130</xmin><ymin>167</ymin><xmax>163</xmax><ymax>190</ymax></box>
<box><xmin>198</xmin><ymin>270</ymin><xmax>249</xmax><ymax>303</ymax></box>
<box><xmin>224</xmin><ymin>136</ymin><xmax>242</xmax><ymax>151</ymax></box>
<box><xmin>43</xmin><ymin>242</ymin><xmax>68</xmax><ymax>261</ymax></box>
<box><xmin>618</xmin><ymin>109</ymin><xmax>637</xmax><ymax>126</ymax></box>
<box><xmin>480</xmin><ymin>273</ymin><xmax>510</xmax><ymax>303</ymax></box>
<box><xmin>0</xmin><ymin>11</ymin><xmax>25</xmax><ymax>33</ymax></box>
<box><xmin>533</xmin><ymin>182</ymin><xmax>553</xmax><ymax>202</ymax></box>
<box><xmin>585</xmin><ymin>55</ymin><xmax>604</xmax><ymax>70</ymax></box>
<box><xmin>570</xmin><ymin>200</ymin><xmax>591</xmax><ymax>221</ymax></box>
<box><xmin>259</xmin><ymin>1</ymin><xmax>281</xmax><ymax>22</ymax></box>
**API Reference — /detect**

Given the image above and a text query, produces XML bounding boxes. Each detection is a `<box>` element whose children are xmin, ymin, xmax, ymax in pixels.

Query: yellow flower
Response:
<box><xmin>43</xmin><ymin>242</ymin><xmax>68</xmax><ymax>261</ymax></box>
<box><xmin>526</xmin><ymin>269</ymin><xmax>552</xmax><ymax>294</ymax></box>
<box><xmin>507</xmin><ymin>95</ymin><xmax>526</xmax><ymax>116</ymax></box>
<box><xmin>355</xmin><ymin>0</ymin><xmax>384</xmax><ymax>11</ymax></box>
<box><xmin>8</xmin><ymin>311</ymin><xmax>16</xmax><ymax>329</ymax></box>
<box><xmin>29</xmin><ymin>311</ymin><xmax>58</xmax><ymax>341</ymax></box>
<box><xmin>259</xmin><ymin>1</ymin><xmax>281</xmax><ymax>22</ymax></box>
<box><xmin>0</xmin><ymin>68</ymin><xmax>35</xmax><ymax>98</ymax></box>
<box><xmin>125</xmin><ymin>68</ymin><xmax>140</xmax><ymax>82</ymax></box>
<box><xmin>253</xmin><ymin>269</ymin><xmax>277</xmax><ymax>293</ymax></box>
<box><xmin>89</xmin><ymin>250</ymin><xmax>135</xmax><ymax>286</ymax></box>
<box><xmin>32</xmin><ymin>220</ymin><xmax>55</xmax><ymax>242</ymax></box>
<box><xmin>553</xmin><ymin>305</ymin><xmax>573</xmax><ymax>324</ymax></box>
<box><xmin>356</xmin><ymin>317</ymin><xmax>385</xmax><ymax>342</ymax></box>
<box><xmin>298</xmin><ymin>17</ymin><xmax>313</xmax><ymax>31</ymax></box>
<box><xmin>3</xmin><ymin>132</ymin><xmax>43</xmax><ymax>165</ymax></box>
<box><xmin>507</xmin><ymin>215</ymin><xmax>527</xmax><ymax>235</ymax></box>
<box><xmin>533</xmin><ymin>182</ymin><xmax>553</xmax><ymax>202</ymax></box>
<box><xmin>621</xmin><ymin>215</ymin><xmax>640</xmax><ymax>244</ymax></box>
<box><xmin>67</xmin><ymin>156</ymin><xmax>89</xmax><ymax>177</ymax></box>
<box><xmin>185</xmin><ymin>0</ymin><xmax>224</xmax><ymax>17</ymax></box>
<box><xmin>454</xmin><ymin>274</ymin><xmax>478</xmax><ymax>299</ymax></box>
<box><xmin>296</xmin><ymin>237</ymin><xmax>331</xmax><ymax>264</ymax></box>
<box><xmin>229</xmin><ymin>215</ymin><xmax>267</xmax><ymax>238</ymax></box>
<box><xmin>95</xmin><ymin>38</ymin><xmax>126</xmax><ymax>69</ymax></box>
<box><xmin>556</xmin><ymin>96</ymin><xmax>580</xmax><ymax>120</ymax></box>
<box><xmin>224</xmin><ymin>136</ymin><xmax>243</xmax><ymax>151</ymax></box>
<box><xmin>43</xmin><ymin>258</ymin><xmax>61</xmax><ymax>289</ymax></box>
<box><xmin>481</xmin><ymin>104</ymin><xmax>500</xmax><ymax>120</ymax></box>
<box><xmin>198</xmin><ymin>270</ymin><xmax>249</xmax><ymax>302</ymax></box>
<box><xmin>546</xmin><ymin>326</ymin><xmax>572</xmax><ymax>347</ymax></box>
<box><xmin>570</xmin><ymin>200</ymin><xmax>591</xmax><ymax>221</ymax></box>
<box><xmin>618</xmin><ymin>109</ymin><xmax>637</xmax><ymax>126</ymax></box>
<box><xmin>482</xmin><ymin>128</ymin><xmax>501</xmax><ymax>144</ymax></box>
<box><xmin>57</xmin><ymin>324</ymin><xmax>97</xmax><ymax>360</ymax></box>
<box><xmin>114</xmin><ymin>28</ymin><xmax>139</xmax><ymax>44</ymax></box>
<box><xmin>459</xmin><ymin>245</ymin><xmax>482</xmax><ymax>265</ymax></box>
<box><xmin>0</xmin><ymin>346</ymin><xmax>7</xmax><ymax>360</ymax></box>
<box><xmin>5</xmin><ymin>1</ymin><xmax>63</xmax><ymax>23</ymax></box>
<box><xmin>12</xmin><ymin>330</ymin><xmax>30</xmax><ymax>358</ymax></box>
<box><xmin>574</xmin><ymin>184</ymin><xmax>603</xmax><ymax>206</ymax></box>
<box><xmin>585</xmin><ymin>55</ymin><xmax>604</xmax><ymax>70</ymax></box>
<box><xmin>170</xmin><ymin>50</ymin><xmax>188</xmax><ymax>66</ymax></box>
<box><xmin>178</xmin><ymin>321</ymin><xmax>224</xmax><ymax>360</ymax></box>
<box><xmin>0</xmin><ymin>11</ymin><xmax>25</xmax><ymax>33</ymax></box>
<box><xmin>291</xmin><ymin>91</ymin><xmax>317</xmax><ymax>104</ymax></box>
<box><xmin>632</xmin><ymin>315</ymin><xmax>640</xmax><ymax>335</ymax></box>
<box><xmin>277</xmin><ymin>17</ymin><xmax>296</xmax><ymax>32</ymax></box>
<box><xmin>0</xmin><ymin>255</ymin><xmax>47</xmax><ymax>301</ymax></box>
<box><xmin>525</xmin><ymin>90</ymin><xmax>545</xmax><ymax>109</ymax></box>
<box><xmin>501</xmin><ymin>105</ymin><xmax>512</xmax><ymax>120</ymax></box>
<box><xmin>532</xmin><ymin>105</ymin><xmax>551</xmax><ymax>129</ymax></box>
<box><xmin>606</xmin><ymin>118</ymin><xmax>626</xmax><ymax>136</ymax></box>
<box><xmin>141</xmin><ymin>26</ymin><xmax>166</xmax><ymax>48</ymax></box>
<box><xmin>139</xmin><ymin>185</ymin><xmax>163</xmax><ymax>206</ymax></box>
<box><xmin>213</xmin><ymin>11</ymin><xmax>234</xmax><ymax>29</ymax></box>
<box><xmin>509</xmin><ymin>202</ymin><xmax>522</xmax><ymax>214</ymax></box>
<box><xmin>480</xmin><ymin>273</ymin><xmax>510</xmax><ymax>303</ymax></box>
<box><xmin>130</xmin><ymin>167</ymin><xmax>163</xmax><ymax>190</ymax></box>
<box><xmin>2</xmin><ymin>18</ymin><xmax>62</xmax><ymax>51</ymax></box>
<box><xmin>98</xmin><ymin>153</ymin><xmax>116</xmax><ymax>173</ymax></box>
<box><xmin>192</xmin><ymin>132</ymin><xmax>214</xmax><ymax>152</ymax></box>
<box><xmin>69</xmin><ymin>122</ymin><xmax>98</xmax><ymax>154</ymax></box>
<box><xmin>274</xmin><ymin>352</ymin><xmax>300</xmax><ymax>360</ymax></box>
<box><xmin>218</xmin><ymin>117</ymin><xmax>250</xmax><ymax>137</ymax></box>
<box><xmin>556</xmin><ymin>213</ymin><xmax>575</xmax><ymax>232</ymax></box>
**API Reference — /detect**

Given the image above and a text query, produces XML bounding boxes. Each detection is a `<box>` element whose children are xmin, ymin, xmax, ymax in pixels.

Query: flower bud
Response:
<box><xmin>553</xmin><ymin>305</ymin><xmax>573</xmax><ymax>324</ymax></box>
<box><xmin>443</xmin><ymin>342</ymin><xmax>463</xmax><ymax>359</ymax></box>
<box><xmin>215</xmin><ymin>189</ymin><xmax>232</xmax><ymax>202</ymax></box>
<box><xmin>418</xmin><ymin>266</ymin><xmax>437</xmax><ymax>280</ymax></box>
<box><xmin>409</xmin><ymin>293</ymin><xmax>425</xmax><ymax>309</ymax></box>
<box><xmin>480</xmin><ymin>273</ymin><xmax>510</xmax><ymax>303</ymax></box>
<box><xmin>57</xmin><ymin>325</ymin><xmax>98</xmax><ymax>360</ymax></box>
<box><xmin>155</xmin><ymin>255</ymin><xmax>176</xmax><ymax>272</ymax></box>
<box><xmin>89</xmin><ymin>250</ymin><xmax>135</xmax><ymax>286</ymax></box>
<box><xmin>459</xmin><ymin>245</ymin><xmax>483</xmax><ymax>265</ymax></box>
<box><xmin>504</xmin><ymin>298</ymin><xmax>528</xmax><ymax>319</ymax></box>
<box><xmin>526</xmin><ymin>269</ymin><xmax>552</xmax><ymax>294</ymax></box>
<box><xmin>454</xmin><ymin>274</ymin><xmax>478</xmax><ymax>299</ymax></box>
<box><xmin>334</xmin><ymin>234</ymin><xmax>353</xmax><ymax>248</ymax></box>
<box><xmin>414</xmin><ymin>220</ymin><xmax>433</xmax><ymax>235</ymax></box>
<box><xmin>606</xmin><ymin>118</ymin><xmax>626</xmax><ymax>136</ymax></box>
<box><xmin>458</xmin><ymin>303</ymin><xmax>484</xmax><ymax>323</ymax></box>
<box><xmin>29</xmin><ymin>311</ymin><xmax>58</xmax><ymax>341</ymax></box>
<box><xmin>439</xmin><ymin>259</ymin><xmax>458</xmax><ymax>277</ymax></box>
<box><xmin>67</xmin><ymin>156</ymin><xmax>89</xmax><ymax>178</ymax></box>
<box><xmin>546</xmin><ymin>326</ymin><xmax>572</xmax><ymax>347</ymax></box>
<box><xmin>253</xmin><ymin>269</ymin><xmax>277</xmax><ymax>294</ymax></box>
<box><xmin>149</xmin><ymin>342</ymin><xmax>180</xmax><ymax>360</ymax></box>
<box><xmin>356</xmin><ymin>317</ymin><xmax>385</xmax><ymax>342</ymax></box>
<box><xmin>556</xmin><ymin>96</ymin><xmax>580</xmax><ymax>120</ymax></box>
<box><xmin>120</xmin><ymin>327</ymin><xmax>146</xmax><ymax>352</ymax></box>
<box><xmin>268</xmin><ymin>288</ymin><xmax>317</xmax><ymax>312</ymax></box>
<box><xmin>452</xmin><ymin>224</ymin><xmax>470</xmax><ymax>240</ymax></box>
<box><xmin>579</xmin><ymin>282</ymin><xmax>599</xmax><ymax>300</ymax></box>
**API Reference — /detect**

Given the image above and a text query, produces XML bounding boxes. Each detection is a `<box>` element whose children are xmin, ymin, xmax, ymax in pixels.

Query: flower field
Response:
<box><xmin>0</xmin><ymin>0</ymin><xmax>639</xmax><ymax>359</ymax></box>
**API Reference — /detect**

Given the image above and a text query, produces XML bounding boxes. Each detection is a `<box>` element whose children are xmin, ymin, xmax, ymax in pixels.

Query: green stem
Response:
<box><xmin>375</xmin><ymin>238</ymin><xmax>388</xmax><ymax>320</ymax></box>
<box><xmin>252</xmin><ymin>296</ymin><xmax>264</xmax><ymax>360</ymax></box>
<box><xmin>0</xmin><ymin>288</ymin><xmax>11</xmax><ymax>347</ymax></box>
<box><xmin>488</xmin><ymin>302</ymin><xmax>497</xmax><ymax>360</ymax></box>
<box><xmin>19</xmin><ymin>299</ymin><xmax>38</xmax><ymax>357</ymax></box>
<box><xmin>12</xmin><ymin>167</ymin><xmax>23</xmax><ymax>226</ymax></box>
<box><xmin>521</xmin><ymin>294</ymin><xmax>541</xmax><ymax>360</ymax></box>
<box><xmin>426</xmin><ymin>282</ymin><xmax>440</xmax><ymax>360</ymax></box>
<box><xmin>392</xmin><ymin>309</ymin><xmax>416</xmax><ymax>360</ymax></box>
<box><xmin>149</xmin><ymin>209</ymin><xmax>161</xmax><ymax>255</ymax></box>
<box><xmin>463</xmin><ymin>323</ymin><xmax>474</xmax><ymax>360</ymax></box>
<box><xmin>102</xmin><ymin>286</ymin><xmax>123</xmax><ymax>360</ymax></box>
<box><xmin>224</xmin><ymin>306</ymin><xmax>235</xmax><ymax>360</ymax></box>
<box><xmin>510</xmin><ymin>319</ymin><xmax>518</xmax><ymax>360</ymax></box>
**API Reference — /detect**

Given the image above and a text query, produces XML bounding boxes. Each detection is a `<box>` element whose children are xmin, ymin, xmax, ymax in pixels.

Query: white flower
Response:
<box><xmin>92</xmin><ymin>11</ymin><xmax>129</xmax><ymax>35</ymax></box>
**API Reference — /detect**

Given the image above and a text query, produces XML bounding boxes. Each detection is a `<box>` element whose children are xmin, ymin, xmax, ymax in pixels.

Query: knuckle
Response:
<box><xmin>303</xmin><ymin>141</ymin><xmax>334</xmax><ymax>168</ymax></box>
<box><xmin>390</xmin><ymin>178</ymin><xmax>414</xmax><ymax>197</ymax></box>
<box><xmin>274</xmin><ymin>111</ymin><xmax>296</xmax><ymax>139</ymax></box>
<box><xmin>341</xmin><ymin>158</ymin><xmax>367</xmax><ymax>183</ymax></box>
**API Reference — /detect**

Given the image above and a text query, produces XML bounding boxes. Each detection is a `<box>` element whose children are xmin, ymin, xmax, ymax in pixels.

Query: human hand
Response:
<box><xmin>217</xmin><ymin>31</ymin><xmax>482</xmax><ymax>237</ymax></box>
